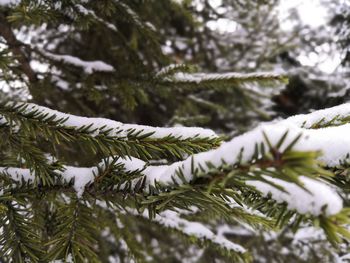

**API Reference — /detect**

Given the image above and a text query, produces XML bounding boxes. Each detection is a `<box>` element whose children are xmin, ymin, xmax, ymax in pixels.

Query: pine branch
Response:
<box><xmin>44</xmin><ymin>199</ymin><xmax>99</xmax><ymax>262</ymax></box>
<box><xmin>155</xmin><ymin>64</ymin><xmax>197</xmax><ymax>78</ymax></box>
<box><xmin>38</xmin><ymin>49</ymin><xmax>115</xmax><ymax>75</ymax></box>
<box><xmin>159</xmin><ymin>71</ymin><xmax>288</xmax><ymax>87</ymax></box>
<box><xmin>0</xmin><ymin>202</ymin><xmax>43</xmax><ymax>262</ymax></box>
<box><xmin>0</xmin><ymin>125</ymin><xmax>61</xmax><ymax>186</ymax></box>
<box><xmin>0</xmin><ymin>102</ymin><xmax>220</xmax><ymax>159</ymax></box>
<box><xmin>75</xmin><ymin>4</ymin><xmax>118</xmax><ymax>32</ymax></box>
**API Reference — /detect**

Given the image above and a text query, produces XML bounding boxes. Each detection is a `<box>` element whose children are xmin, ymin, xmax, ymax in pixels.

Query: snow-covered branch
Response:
<box><xmin>127</xmin><ymin>209</ymin><xmax>247</xmax><ymax>254</ymax></box>
<box><xmin>163</xmin><ymin>71</ymin><xmax>288</xmax><ymax>84</ymax></box>
<box><xmin>40</xmin><ymin>50</ymin><xmax>115</xmax><ymax>74</ymax></box>
<box><xmin>136</xmin><ymin>103</ymin><xmax>350</xmax><ymax>189</ymax></box>
<box><xmin>246</xmin><ymin>176</ymin><xmax>342</xmax><ymax>216</ymax></box>
<box><xmin>2</xmin><ymin>102</ymin><xmax>218</xmax><ymax>140</ymax></box>
<box><xmin>280</xmin><ymin>102</ymin><xmax>350</xmax><ymax>128</ymax></box>
<box><xmin>2</xmin><ymin>104</ymin><xmax>350</xmax><ymax>216</ymax></box>
<box><xmin>0</xmin><ymin>156</ymin><xmax>145</xmax><ymax>197</ymax></box>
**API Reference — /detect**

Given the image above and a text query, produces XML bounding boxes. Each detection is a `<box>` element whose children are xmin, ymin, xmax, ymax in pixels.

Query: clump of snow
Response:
<box><xmin>246</xmin><ymin>176</ymin><xmax>342</xmax><ymax>216</ymax></box>
<box><xmin>61</xmin><ymin>166</ymin><xmax>97</xmax><ymax>197</ymax></box>
<box><xmin>51</xmin><ymin>75</ymin><xmax>70</xmax><ymax>91</ymax></box>
<box><xmin>0</xmin><ymin>167</ymin><xmax>35</xmax><ymax>182</ymax></box>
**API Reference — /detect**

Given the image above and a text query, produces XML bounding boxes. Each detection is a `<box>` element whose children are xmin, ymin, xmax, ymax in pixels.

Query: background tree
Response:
<box><xmin>0</xmin><ymin>0</ymin><xmax>349</xmax><ymax>262</ymax></box>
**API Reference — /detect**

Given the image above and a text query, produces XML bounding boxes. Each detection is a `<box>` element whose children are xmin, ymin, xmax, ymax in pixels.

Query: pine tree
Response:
<box><xmin>0</xmin><ymin>0</ymin><xmax>349</xmax><ymax>262</ymax></box>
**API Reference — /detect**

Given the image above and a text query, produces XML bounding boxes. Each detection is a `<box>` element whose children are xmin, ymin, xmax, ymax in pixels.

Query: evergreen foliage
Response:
<box><xmin>0</xmin><ymin>0</ymin><xmax>349</xmax><ymax>262</ymax></box>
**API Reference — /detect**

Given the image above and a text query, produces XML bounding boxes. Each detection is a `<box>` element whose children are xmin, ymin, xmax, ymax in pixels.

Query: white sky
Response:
<box><xmin>206</xmin><ymin>0</ymin><xmax>341</xmax><ymax>73</ymax></box>
<box><xmin>278</xmin><ymin>0</ymin><xmax>328</xmax><ymax>29</ymax></box>
<box><xmin>279</xmin><ymin>0</ymin><xmax>341</xmax><ymax>73</ymax></box>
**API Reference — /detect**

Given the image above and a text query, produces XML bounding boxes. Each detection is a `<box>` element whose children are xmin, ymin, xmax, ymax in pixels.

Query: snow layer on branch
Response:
<box><xmin>16</xmin><ymin>103</ymin><xmax>217</xmax><ymax>139</ymax></box>
<box><xmin>141</xmin><ymin>123</ymin><xmax>348</xmax><ymax>186</ymax></box>
<box><xmin>128</xmin><ymin>209</ymin><xmax>246</xmax><ymax>254</ymax></box>
<box><xmin>131</xmin><ymin>106</ymin><xmax>350</xmax><ymax>215</ymax></box>
<box><xmin>0</xmin><ymin>166</ymin><xmax>94</xmax><ymax>197</ymax></box>
<box><xmin>169</xmin><ymin>71</ymin><xmax>287</xmax><ymax>83</ymax></box>
<box><xmin>136</xmin><ymin>123</ymin><xmax>349</xmax><ymax>215</ymax></box>
<box><xmin>3</xmin><ymin>105</ymin><xmax>349</xmax><ymax>214</ymax></box>
<box><xmin>0</xmin><ymin>157</ymin><xmax>145</xmax><ymax>197</ymax></box>
<box><xmin>281</xmin><ymin>102</ymin><xmax>350</xmax><ymax>128</ymax></box>
<box><xmin>155</xmin><ymin>64</ymin><xmax>185</xmax><ymax>77</ymax></box>
<box><xmin>62</xmin><ymin>156</ymin><xmax>145</xmax><ymax>196</ymax></box>
<box><xmin>0</xmin><ymin>167</ymin><xmax>34</xmax><ymax>182</ymax></box>
<box><xmin>246</xmin><ymin>176</ymin><xmax>342</xmax><ymax>216</ymax></box>
<box><xmin>140</xmin><ymin>108</ymin><xmax>350</xmax><ymax>185</ymax></box>
<box><xmin>61</xmin><ymin>166</ymin><xmax>97</xmax><ymax>197</ymax></box>
<box><xmin>42</xmin><ymin>51</ymin><xmax>115</xmax><ymax>74</ymax></box>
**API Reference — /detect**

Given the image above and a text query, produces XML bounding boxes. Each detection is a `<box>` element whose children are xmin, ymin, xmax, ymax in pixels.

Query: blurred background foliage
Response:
<box><xmin>1</xmin><ymin>0</ymin><xmax>350</xmax><ymax>262</ymax></box>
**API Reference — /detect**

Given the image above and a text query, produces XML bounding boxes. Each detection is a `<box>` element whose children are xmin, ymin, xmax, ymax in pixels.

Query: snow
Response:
<box><xmin>281</xmin><ymin>102</ymin><xmax>350</xmax><ymax>128</ymax></box>
<box><xmin>155</xmin><ymin>64</ymin><xmax>182</xmax><ymax>77</ymax></box>
<box><xmin>42</xmin><ymin>51</ymin><xmax>115</xmax><ymax>74</ymax></box>
<box><xmin>61</xmin><ymin>166</ymin><xmax>97</xmax><ymax>197</ymax></box>
<box><xmin>64</xmin><ymin>156</ymin><xmax>145</xmax><ymax>197</ymax></box>
<box><xmin>292</xmin><ymin>226</ymin><xmax>325</xmax><ymax>243</ymax></box>
<box><xmin>169</xmin><ymin>71</ymin><xmax>287</xmax><ymax>83</ymax></box>
<box><xmin>11</xmin><ymin>102</ymin><xmax>217</xmax><ymax>140</ymax></box>
<box><xmin>337</xmin><ymin>253</ymin><xmax>350</xmax><ymax>263</ymax></box>
<box><xmin>246</xmin><ymin>176</ymin><xmax>342</xmax><ymax>216</ymax></box>
<box><xmin>145</xmin><ymin>21</ymin><xmax>156</xmax><ymax>31</ymax></box>
<box><xmin>156</xmin><ymin>67</ymin><xmax>287</xmax><ymax>84</ymax></box>
<box><xmin>0</xmin><ymin>167</ymin><xmax>35</xmax><ymax>182</ymax></box>
<box><xmin>51</xmin><ymin>76</ymin><xmax>70</xmax><ymax>90</ymax></box>
<box><xmin>0</xmin><ymin>157</ymin><xmax>145</xmax><ymax>197</ymax></box>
